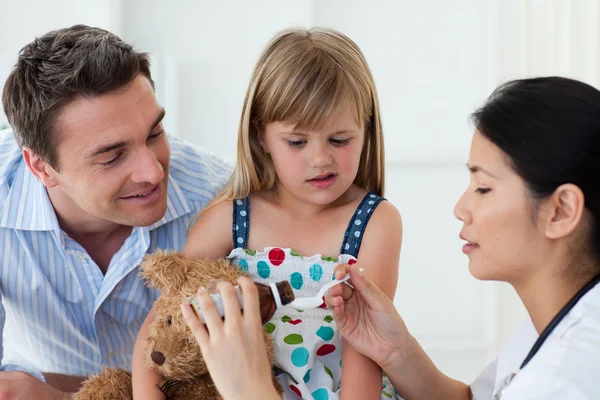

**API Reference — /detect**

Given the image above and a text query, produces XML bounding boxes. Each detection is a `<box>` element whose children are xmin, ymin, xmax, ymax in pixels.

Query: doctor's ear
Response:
<box><xmin>542</xmin><ymin>184</ymin><xmax>585</xmax><ymax>240</ymax></box>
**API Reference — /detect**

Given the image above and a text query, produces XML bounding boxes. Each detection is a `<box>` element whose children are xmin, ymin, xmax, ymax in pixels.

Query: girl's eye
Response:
<box><xmin>330</xmin><ymin>138</ymin><xmax>350</xmax><ymax>147</ymax></box>
<box><xmin>287</xmin><ymin>140</ymin><xmax>306</xmax><ymax>149</ymax></box>
<box><xmin>475</xmin><ymin>188</ymin><xmax>491</xmax><ymax>194</ymax></box>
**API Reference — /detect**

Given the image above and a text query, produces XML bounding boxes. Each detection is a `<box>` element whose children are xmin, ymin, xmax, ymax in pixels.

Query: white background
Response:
<box><xmin>2</xmin><ymin>0</ymin><xmax>600</xmax><ymax>383</ymax></box>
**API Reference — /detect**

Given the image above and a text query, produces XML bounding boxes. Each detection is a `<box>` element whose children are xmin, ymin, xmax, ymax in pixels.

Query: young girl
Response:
<box><xmin>133</xmin><ymin>27</ymin><xmax>403</xmax><ymax>400</ymax></box>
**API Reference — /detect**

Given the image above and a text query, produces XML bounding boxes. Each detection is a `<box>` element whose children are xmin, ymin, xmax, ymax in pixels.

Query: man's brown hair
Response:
<box><xmin>2</xmin><ymin>24</ymin><xmax>152</xmax><ymax>169</ymax></box>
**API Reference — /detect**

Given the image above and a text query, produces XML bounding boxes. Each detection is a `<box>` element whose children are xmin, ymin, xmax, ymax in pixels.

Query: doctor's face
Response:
<box><xmin>454</xmin><ymin>131</ymin><xmax>546</xmax><ymax>282</ymax></box>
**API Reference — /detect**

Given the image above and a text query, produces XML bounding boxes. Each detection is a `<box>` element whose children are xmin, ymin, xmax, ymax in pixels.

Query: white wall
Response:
<box><xmin>0</xmin><ymin>0</ymin><xmax>123</xmax><ymax>128</ymax></box>
<box><xmin>120</xmin><ymin>0</ymin><xmax>315</xmax><ymax>161</ymax></box>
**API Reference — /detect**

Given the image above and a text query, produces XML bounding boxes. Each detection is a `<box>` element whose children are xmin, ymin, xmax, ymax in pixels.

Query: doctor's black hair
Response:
<box><xmin>471</xmin><ymin>76</ymin><xmax>600</xmax><ymax>264</ymax></box>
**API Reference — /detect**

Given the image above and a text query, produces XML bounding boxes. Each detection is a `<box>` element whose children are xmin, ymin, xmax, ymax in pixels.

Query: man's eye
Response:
<box><xmin>100</xmin><ymin>154</ymin><xmax>120</xmax><ymax>166</ymax></box>
<box><xmin>148</xmin><ymin>130</ymin><xmax>165</xmax><ymax>140</ymax></box>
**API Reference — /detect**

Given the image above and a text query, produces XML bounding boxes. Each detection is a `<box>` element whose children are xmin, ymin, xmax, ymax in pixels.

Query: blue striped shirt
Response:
<box><xmin>0</xmin><ymin>129</ymin><xmax>232</xmax><ymax>380</ymax></box>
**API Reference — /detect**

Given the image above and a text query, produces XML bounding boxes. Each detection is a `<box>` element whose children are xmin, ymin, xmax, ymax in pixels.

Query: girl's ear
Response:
<box><xmin>254</xmin><ymin>121</ymin><xmax>269</xmax><ymax>153</ymax></box>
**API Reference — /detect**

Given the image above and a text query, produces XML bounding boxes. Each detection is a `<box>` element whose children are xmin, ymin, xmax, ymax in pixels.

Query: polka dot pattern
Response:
<box><xmin>303</xmin><ymin>369</ymin><xmax>312</xmax><ymax>383</ymax></box>
<box><xmin>290</xmin><ymin>272</ymin><xmax>304</xmax><ymax>290</ymax></box>
<box><xmin>316</xmin><ymin>326</ymin><xmax>335</xmax><ymax>341</ymax></box>
<box><xmin>228</xmin><ymin>193</ymin><xmax>398</xmax><ymax>398</ymax></box>
<box><xmin>237</xmin><ymin>259</ymin><xmax>248</xmax><ymax>272</ymax></box>
<box><xmin>291</xmin><ymin>347</ymin><xmax>310</xmax><ymax>367</ymax></box>
<box><xmin>257</xmin><ymin>261</ymin><xmax>270</xmax><ymax>278</ymax></box>
<box><xmin>268</xmin><ymin>248</ymin><xmax>285</xmax><ymax>266</ymax></box>
<box><xmin>312</xmin><ymin>388</ymin><xmax>329</xmax><ymax>400</ymax></box>
<box><xmin>309</xmin><ymin>264</ymin><xmax>323</xmax><ymax>281</ymax></box>
<box><xmin>316</xmin><ymin>344</ymin><xmax>336</xmax><ymax>356</ymax></box>
<box><xmin>339</xmin><ymin>192</ymin><xmax>383</xmax><ymax>258</ymax></box>
<box><xmin>289</xmin><ymin>385</ymin><xmax>302</xmax><ymax>397</ymax></box>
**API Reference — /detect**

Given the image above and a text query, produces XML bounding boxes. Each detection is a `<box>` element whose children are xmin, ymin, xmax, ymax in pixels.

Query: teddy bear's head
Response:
<box><xmin>139</xmin><ymin>251</ymin><xmax>246</xmax><ymax>381</ymax></box>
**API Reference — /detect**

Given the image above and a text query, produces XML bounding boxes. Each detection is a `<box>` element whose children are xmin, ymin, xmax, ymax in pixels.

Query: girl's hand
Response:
<box><xmin>181</xmin><ymin>277</ymin><xmax>280</xmax><ymax>400</ymax></box>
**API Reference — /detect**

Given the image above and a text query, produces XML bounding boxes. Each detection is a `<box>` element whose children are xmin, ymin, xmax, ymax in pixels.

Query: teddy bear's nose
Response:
<box><xmin>151</xmin><ymin>351</ymin><xmax>166</xmax><ymax>366</ymax></box>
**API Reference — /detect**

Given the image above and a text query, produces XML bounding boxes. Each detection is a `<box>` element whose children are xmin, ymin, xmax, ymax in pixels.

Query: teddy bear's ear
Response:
<box><xmin>139</xmin><ymin>251</ymin><xmax>192</xmax><ymax>292</ymax></box>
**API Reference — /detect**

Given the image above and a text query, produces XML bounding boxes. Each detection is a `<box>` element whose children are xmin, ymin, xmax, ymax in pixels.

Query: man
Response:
<box><xmin>0</xmin><ymin>25</ymin><xmax>231</xmax><ymax>398</ymax></box>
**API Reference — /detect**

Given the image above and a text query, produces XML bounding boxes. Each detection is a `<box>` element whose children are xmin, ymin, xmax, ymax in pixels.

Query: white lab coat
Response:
<box><xmin>470</xmin><ymin>282</ymin><xmax>600</xmax><ymax>399</ymax></box>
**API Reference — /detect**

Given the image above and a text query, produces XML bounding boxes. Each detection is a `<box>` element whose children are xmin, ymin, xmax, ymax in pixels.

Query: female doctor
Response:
<box><xmin>182</xmin><ymin>76</ymin><xmax>600</xmax><ymax>399</ymax></box>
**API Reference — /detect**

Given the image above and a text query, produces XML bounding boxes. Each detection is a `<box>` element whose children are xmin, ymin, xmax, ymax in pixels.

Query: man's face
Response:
<box><xmin>45</xmin><ymin>75</ymin><xmax>170</xmax><ymax>227</ymax></box>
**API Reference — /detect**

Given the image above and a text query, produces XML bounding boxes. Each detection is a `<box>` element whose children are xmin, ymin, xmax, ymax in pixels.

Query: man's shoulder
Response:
<box><xmin>166</xmin><ymin>135</ymin><xmax>232</xmax><ymax>204</ymax></box>
<box><xmin>0</xmin><ymin>129</ymin><xmax>23</xmax><ymax>192</ymax></box>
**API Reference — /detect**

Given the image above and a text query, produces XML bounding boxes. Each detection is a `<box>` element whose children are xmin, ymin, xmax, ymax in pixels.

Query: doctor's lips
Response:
<box><xmin>460</xmin><ymin>234</ymin><xmax>479</xmax><ymax>254</ymax></box>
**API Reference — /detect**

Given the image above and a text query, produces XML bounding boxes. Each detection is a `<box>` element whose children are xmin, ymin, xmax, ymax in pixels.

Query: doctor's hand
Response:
<box><xmin>327</xmin><ymin>264</ymin><xmax>410</xmax><ymax>371</ymax></box>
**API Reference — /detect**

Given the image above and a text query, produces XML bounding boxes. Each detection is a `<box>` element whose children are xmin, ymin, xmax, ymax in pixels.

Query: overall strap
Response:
<box><xmin>232</xmin><ymin>197</ymin><xmax>250</xmax><ymax>249</ymax></box>
<box><xmin>339</xmin><ymin>192</ymin><xmax>386</xmax><ymax>257</ymax></box>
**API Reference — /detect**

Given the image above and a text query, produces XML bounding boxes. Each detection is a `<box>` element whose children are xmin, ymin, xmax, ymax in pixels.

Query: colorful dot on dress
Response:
<box><xmin>265</xmin><ymin>322</ymin><xmax>276</xmax><ymax>334</ymax></box>
<box><xmin>303</xmin><ymin>369</ymin><xmax>312</xmax><ymax>383</ymax></box>
<box><xmin>268</xmin><ymin>247</ymin><xmax>285</xmax><ymax>266</ymax></box>
<box><xmin>316</xmin><ymin>344</ymin><xmax>336</xmax><ymax>356</ymax></box>
<box><xmin>316</xmin><ymin>326</ymin><xmax>335</xmax><ymax>341</ymax></box>
<box><xmin>289</xmin><ymin>385</ymin><xmax>302</xmax><ymax>397</ymax></box>
<box><xmin>291</xmin><ymin>347</ymin><xmax>310</xmax><ymax>367</ymax></box>
<box><xmin>312</xmin><ymin>388</ymin><xmax>329</xmax><ymax>400</ymax></box>
<box><xmin>238</xmin><ymin>259</ymin><xmax>248</xmax><ymax>272</ymax></box>
<box><xmin>290</xmin><ymin>272</ymin><xmax>304</xmax><ymax>290</ymax></box>
<box><xmin>348</xmin><ymin>259</ymin><xmax>357</xmax><ymax>265</ymax></box>
<box><xmin>309</xmin><ymin>264</ymin><xmax>323</xmax><ymax>281</ymax></box>
<box><xmin>318</xmin><ymin>296</ymin><xmax>327</xmax><ymax>309</ymax></box>
<box><xmin>257</xmin><ymin>260</ymin><xmax>271</xmax><ymax>278</ymax></box>
<box><xmin>283</xmin><ymin>334</ymin><xmax>304</xmax><ymax>345</ymax></box>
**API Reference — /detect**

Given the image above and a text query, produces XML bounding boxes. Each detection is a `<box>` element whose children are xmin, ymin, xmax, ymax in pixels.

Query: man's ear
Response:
<box><xmin>543</xmin><ymin>183</ymin><xmax>585</xmax><ymax>240</ymax></box>
<box><xmin>22</xmin><ymin>147</ymin><xmax>59</xmax><ymax>188</ymax></box>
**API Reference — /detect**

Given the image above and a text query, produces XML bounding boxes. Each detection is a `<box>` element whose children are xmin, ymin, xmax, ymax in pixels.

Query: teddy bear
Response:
<box><xmin>74</xmin><ymin>251</ymin><xmax>281</xmax><ymax>400</ymax></box>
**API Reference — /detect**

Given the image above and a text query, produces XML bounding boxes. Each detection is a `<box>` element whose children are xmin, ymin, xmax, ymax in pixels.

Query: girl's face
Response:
<box><xmin>454</xmin><ymin>130</ymin><xmax>548</xmax><ymax>283</ymax></box>
<box><xmin>261</xmin><ymin>105</ymin><xmax>365</xmax><ymax>207</ymax></box>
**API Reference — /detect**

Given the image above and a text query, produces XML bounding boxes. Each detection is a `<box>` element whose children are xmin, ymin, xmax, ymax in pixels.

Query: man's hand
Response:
<box><xmin>0</xmin><ymin>371</ymin><xmax>72</xmax><ymax>400</ymax></box>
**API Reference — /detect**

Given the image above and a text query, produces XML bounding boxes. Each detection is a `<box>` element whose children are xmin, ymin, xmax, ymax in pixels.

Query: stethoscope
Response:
<box><xmin>492</xmin><ymin>273</ymin><xmax>600</xmax><ymax>399</ymax></box>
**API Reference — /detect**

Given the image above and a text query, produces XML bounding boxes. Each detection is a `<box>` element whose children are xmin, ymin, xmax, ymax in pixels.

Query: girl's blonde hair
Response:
<box><xmin>214</xmin><ymin>27</ymin><xmax>385</xmax><ymax>206</ymax></box>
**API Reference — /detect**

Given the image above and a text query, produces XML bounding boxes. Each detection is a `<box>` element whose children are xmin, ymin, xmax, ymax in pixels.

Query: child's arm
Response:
<box><xmin>340</xmin><ymin>201</ymin><xmax>403</xmax><ymax>400</ymax></box>
<box><xmin>131</xmin><ymin>200</ymin><xmax>234</xmax><ymax>399</ymax></box>
<box><xmin>132</xmin><ymin>307</ymin><xmax>165</xmax><ymax>400</ymax></box>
